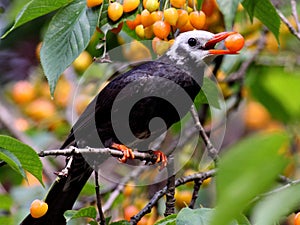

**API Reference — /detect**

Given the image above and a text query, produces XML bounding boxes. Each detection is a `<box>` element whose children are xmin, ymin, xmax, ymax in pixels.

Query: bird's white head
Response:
<box><xmin>165</xmin><ymin>30</ymin><xmax>236</xmax><ymax>66</ymax></box>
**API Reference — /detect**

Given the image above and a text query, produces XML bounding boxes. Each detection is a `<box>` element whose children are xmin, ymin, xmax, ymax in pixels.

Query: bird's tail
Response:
<box><xmin>20</xmin><ymin>154</ymin><xmax>93</xmax><ymax>225</ymax></box>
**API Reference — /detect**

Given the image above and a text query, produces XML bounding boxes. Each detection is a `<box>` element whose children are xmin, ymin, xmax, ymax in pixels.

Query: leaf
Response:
<box><xmin>2</xmin><ymin>0</ymin><xmax>74</xmax><ymax>38</ymax></box>
<box><xmin>110</xmin><ymin>220</ymin><xmax>131</xmax><ymax>225</ymax></box>
<box><xmin>64</xmin><ymin>206</ymin><xmax>97</xmax><ymax>221</ymax></box>
<box><xmin>154</xmin><ymin>214</ymin><xmax>177</xmax><ymax>225</ymax></box>
<box><xmin>40</xmin><ymin>0</ymin><xmax>99</xmax><ymax>95</ymax></box>
<box><xmin>216</xmin><ymin>0</ymin><xmax>242</xmax><ymax>30</ymax></box>
<box><xmin>210</xmin><ymin>132</ymin><xmax>289</xmax><ymax>225</ymax></box>
<box><xmin>176</xmin><ymin>208</ymin><xmax>250</xmax><ymax>225</ymax></box>
<box><xmin>252</xmin><ymin>182</ymin><xmax>300</xmax><ymax>225</ymax></box>
<box><xmin>196</xmin><ymin>77</ymin><xmax>221</xmax><ymax>109</ymax></box>
<box><xmin>0</xmin><ymin>149</ymin><xmax>26</xmax><ymax>180</ymax></box>
<box><xmin>242</xmin><ymin>0</ymin><xmax>280</xmax><ymax>42</ymax></box>
<box><xmin>0</xmin><ymin>135</ymin><xmax>43</xmax><ymax>185</ymax></box>
<box><xmin>0</xmin><ymin>194</ymin><xmax>13</xmax><ymax>211</ymax></box>
<box><xmin>247</xmin><ymin>66</ymin><xmax>300</xmax><ymax>123</ymax></box>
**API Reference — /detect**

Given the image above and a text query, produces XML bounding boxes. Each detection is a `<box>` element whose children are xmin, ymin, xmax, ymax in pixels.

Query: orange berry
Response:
<box><xmin>25</xmin><ymin>99</ymin><xmax>56</xmax><ymax>121</ymax></box>
<box><xmin>123</xmin><ymin>0</ymin><xmax>140</xmax><ymax>13</ymax></box>
<box><xmin>141</xmin><ymin>9</ymin><xmax>154</xmax><ymax>27</ymax></box>
<box><xmin>153</xmin><ymin>21</ymin><xmax>171</xmax><ymax>39</ymax></box>
<box><xmin>135</xmin><ymin>24</ymin><xmax>145</xmax><ymax>38</ymax></box>
<box><xmin>11</xmin><ymin>81</ymin><xmax>35</xmax><ymax>104</ymax></box>
<box><xmin>188</xmin><ymin>0</ymin><xmax>197</xmax><ymax>8</ymax></box>
<box><xmin>179</xmin><ymin>19</ymin><xmax>194</xmax><ymax>32</ymax></box>
<box><xmin>176</xmin><ymin>9</ymin><xmax>188</xmax><ymax>28</ymax></box>
<box><xmin>30</xmin><ymin>199</ymin><xmax>48</xmax><ymax>218</ymax></box>
<box><xmin>124</xmin><ymin>205</ymin><xmax>139</xmax><ymax>221</ymax></box>
<box><xmin>224</xmin><ymin>33</ymin><xmax>245</xmax><ymax>52</ymax></box>
<box><xmin>189</xmin><ymin>10</ymin><xmax>206</xmax><ymax>30</ymax></box>
<box><xmin>144</xmin><ymin>0</ymin><xmax>159</xmax><ymax>12</ymax></box>
<box><xmin>126</xmin><ymin>14</ymin><xmax>141</xmax><ymax>30</ymax></box>
<box><xmin>151</xmin><ymin>10</ymin><xmax>163</xmax><ymax>22</ymax></box>
<box><xmin>86</xmin><ymin>0</ymin><xmax>103</xmax><ymax>8</ymax></box>
<box><xmin>164</xmin><ymin>8</ymin><xmax>179</xmax><ymax>26</ymax></box>
<box><xmin>152</xmin><ymin>37</ymin><xmax>171</xmax><ymax>55</ymax></box>
<box><xmin>201</xmin><ymin>0</ymin><xmax>217</xmax><ymax>17</ymax></box>
<box><xmin>243</xmin><ymin>101</ymin><xmax>271</xmax><ymax>130</ymax></box>
<box><xmin>108</xmin><ymin>2</ymin><xmax>123</xmax><ymax>22</ymax></box>
<box><xmin>175</xmin><ymin>190</ymin><xmax>192</xmax><ymax>208</ymax></box>
<box><xmin>295</xmin><ymin>212</ymin><xmax>300</xmax><ymax>225</ymax></box>
<box><xmin>170</xmin><ymin>0</ymin><xmax>185</xmax><ymax>8</ymax></box>
<box><xmin>144</xmin><ymin>25</ymin><xmax>154</xmax><ymax>39</ymax></box>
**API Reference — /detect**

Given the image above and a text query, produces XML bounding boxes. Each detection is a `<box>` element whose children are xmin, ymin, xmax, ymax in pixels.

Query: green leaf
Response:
<box><xmin>211</xmin><ymin>132</ymin><xmax>289</xmax><ymax>225</ymax></box>
<box><xmin>242</xmin><ymin>0</ymin><xmax>280</xmax><ymax>42</ymax></box>
<box><xmin>40</xmin><ymin>0</ymin><xmax>99</xmax><ymax>95</ymax></box>
<box><xmin>64</xmin><ymin>206</ymin><xmax>97</xmax><ymax>221</ymax></box>
<box><xmin>216</xmin><ymin>0</ymin><xmax>242</xmax><ymax>30</ymax></box>
<box><xmin>0</xmin><ymin>216</ymin><xmax>13</xmax><ymax>225</ymax></box>
<box><xmin>247</xmin><ymin>66</ymin><xmax>300</xmax><ymax>123</ymax></box>
<box><xmin>196</xmin><ymin>77</ymin><xmax>221</xmax><ymax>109</ymax></box>
<box><xmin>0</xmin><ymin>149</ymin><xmax>26</xmax><ymax>180</ymax></box>
<box><xmin>0</xmin><ymin>194</ymin><xmax>13</xmax><ymax>211</ymax></box>
<box><xmin>252</xmin><ymin>182</ymin><xmax>300</xmax><ymax>225</ymax></box>
<box><xmin>0</xmin><ymin>135</ymin><xmax>43</xmax><ymax>185</ymax></box>
<box><xmin>176</xmin><ymin>208</ymin><xmax>250</xmax><ymax>225</ymax></box>
<box><xmin>154</xmin><ymin>214</ymin><xmax>177</xmax><ymax>225</ymax></box>
<box><xmin>2</xmin><ymin>0</ymin><xmax>74</xmax><ymax>38</ymax></box>
<box><xmin>177</xmin><ymin>208</ymin><xmax>212</xmax><ymax>225</ymax></box>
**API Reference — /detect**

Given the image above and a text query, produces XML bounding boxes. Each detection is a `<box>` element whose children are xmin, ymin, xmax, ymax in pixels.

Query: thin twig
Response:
<box><xmin>164</xmin><ymin>155</ymin><xmax>175</xmax><ymax>217</ymax></box>
<box><xmin>276</xmin><ymin>7</ymin><xmax>300</xmax><ymax>41</ymax></box>
<box><xmin>189</xmin><ymin>178</ymin><xmax>202</xmax><ymax>209</ymax></box>
<box><xmin>190</xmin><ymin>105</ymin><xmax>219</xmax><ymax>162</ymax></box>
<box><xmin>95</xmin><ymin>169</ymin><xmax>106</xmax><ymax>225</ymax></box>
<box><xmin>130</xmin><ymin>169</ymin><xmax>216</xmax><ymax>224</ymax></box>
<box><xmin>291</xmin><ymin>0</ymin><xmax>300</xmax><ymax>32</ymax></box>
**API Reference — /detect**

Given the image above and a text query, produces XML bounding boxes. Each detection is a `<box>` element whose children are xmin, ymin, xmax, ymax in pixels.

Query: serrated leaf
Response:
<box><xmin>177</xmin><ymin>208</ymin><xmax>212</xmax><ymax>225</ymax></box>
<box><xmin>0</xmin><ymin>149</ymin><xmax>26</xmax><ymax>180</ymax></box>
<box><xmin>0</xmin><ymin>135</ymin><xmax>43</xmax><ymax>185</ymax></box>
<box><xmin>216</xmin><ymin>0</ymin><xmax>242</xmax><ymax>30</ymax></box>
<box><xmin>252</xmin><ymin>182</ymin><xmax>300</xmax><ymax>225</ymax></box>
<box><xmin>242</xmin><ymin>0</ymin><xmax>280</xmax><ymax>42</ymax></box>
<box><xmin>211</xmin><ymin>132</ymin><xmax>289</xmax><ymax>225</ymax></box>
<box><xmin>2</xmin><ymin>0</ymin><xmax>73</xmax><ymax>38</ymax></box>
<box><xmin>154</xmin><ymin>214</ymin><xmax>177</xmax><ymax>225</ymax></box>
<box><xmin>64</xmin><ymin>206</ymin><xmax>97</xmax><ymax>221</ymax></box>
<box><xmin>40</xmin><ymin>0</ymin><xmax>99</xmax><ymax>95</ymax></box>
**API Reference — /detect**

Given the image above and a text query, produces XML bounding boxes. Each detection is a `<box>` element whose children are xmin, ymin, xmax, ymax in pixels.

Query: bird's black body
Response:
<box><xmin>21</xmin><ymin>59</ymin><xmax>202</xmax><ymax>225</ymax></box>
<box><xmin>20</xmin><ymin>30</ymin><xmax>232</xmax><ymax>225</ymax></box>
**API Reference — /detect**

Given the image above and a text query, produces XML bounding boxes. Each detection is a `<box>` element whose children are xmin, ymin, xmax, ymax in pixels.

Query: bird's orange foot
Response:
<box><xmin>111</xmin><ymin>143</ymin><xmax>135</xmax><ymax>163</ymax></box>
<box><xmin>149</xmin><ymin>150</ymin><xmax>168</xmax><ymax>170</ymax></box>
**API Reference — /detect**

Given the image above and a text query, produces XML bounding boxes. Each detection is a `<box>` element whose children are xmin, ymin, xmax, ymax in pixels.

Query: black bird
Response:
<box><xmin>20</xmin><ymin>30</ymin><xmax>235</xmax><ymax>225</ymax></box>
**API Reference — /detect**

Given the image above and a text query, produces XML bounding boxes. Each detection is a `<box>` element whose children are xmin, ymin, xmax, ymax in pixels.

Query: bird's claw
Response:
<box><xmin>151</xmin><ymin>150</ymin><xmax>168</xmax><ymax>171</ymax></box>
<box><xmin>111</xmin><ymin>143</ymin><xmax>135</xmax><ymax>163</ymax></box>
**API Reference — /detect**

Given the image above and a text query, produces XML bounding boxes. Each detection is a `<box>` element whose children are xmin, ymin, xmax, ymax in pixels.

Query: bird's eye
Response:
<box><xmin>188</xmin><ymin>38</ymin><xmax>197</xmax><ymax>47</ymax></box>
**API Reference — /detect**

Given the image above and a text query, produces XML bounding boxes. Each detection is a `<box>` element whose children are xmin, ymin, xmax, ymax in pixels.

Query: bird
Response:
<box><xmin>20</xmin><ymin>30</ymin><xmax>236</xmax><ymax>225</ymax></box>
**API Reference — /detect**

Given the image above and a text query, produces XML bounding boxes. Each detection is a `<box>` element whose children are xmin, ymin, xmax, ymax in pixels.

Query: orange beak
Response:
<box><xmin>205</xmin><ymin>31</ymin><xmax>237</xmax><ymax>55</ymax></box>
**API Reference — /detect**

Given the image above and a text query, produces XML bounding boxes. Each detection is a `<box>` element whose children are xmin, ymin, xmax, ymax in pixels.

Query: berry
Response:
<box><xmin>179</xmin><ymin>19</ymin><xmax>194</xmax><ymax>32</ymax></box>
<box><xmin>73</xmin><ymin>51</ymin><xmax>93</xmax><ymax>72</ymax></box>
<box><xmin>295</xmin><ymin>212</ymin><xmax>300</xmax><ymax>225</ymax></box>
<box><xmin>124</xmin><ymin>205</ymin><xmax>139</xmax><ymax>221</ymax></box>
<box><xmin>123</xmin><ymin>0</ymin><xmax>140</xmax><ymax>13</ymax></box>
<box><xmin>176</xmin><ymin>9</ymin><xmax>188</xmax><ymax>28</ymax></box>
<box><xmin>152</xmin><ymin>37</ymin><xmax>171</xmax><ymax>55</ymax></box>
<box><xmin>86</xmin><ymin>0</ymin><xmax>103</xmax><ymax>8</ymax></box>
<box><xmin>170</xmin><ymin>0</ymin><xmax>185</xmax><ymax>8</ymax></box>
<box><xmin>12</xmin><ymin>81</ymin><xmax>35</xmax><ymax>104</ymax></box>
<box><xmin>108</xmin><ymin>2</ymin><xmax>123</xmax><ymax>22</ymax></box>
<box><xmin>151</xmin><ymin>10</ymin><xmax>163</xmax><ymax>22</ymax></box>
<box><xmin>153</xmin><ymin>21</ymin><xmax>171</xmax><ymax>39</ymax></box>
<box><xmin>144</xmin><ymin>25</ymin><xmax>154</xmax><ymax>39</ymax></box>
<box><xmin>126</xmin><ymin>14</ymin><xmax>141</xmax><ymax>30</ymax></box>
<box><xmin>189</xmin><ymin>10</ymin><xmax>206</xmax><ymax>30</ymax></box>
<box><xmin>141</xmin><ymin>9</ymin><xmax>154</xmax><ymax>27</ymax></box>
<box><xmin>25</xmin><ymin>99</ymin><xmax>56</xmax><ymax>121</ymax></box>
<box><xmin>30</xmin><ymin>199</ymin><xmax>48</xmax><ymax>218</ymax></box>
<box><xmin>164</xmin><ymin>8</ymin><xmax>179</xmax><ymax>26</ymax></box>
<box><xmin>224</xmin><ymin>33</ymin><xmax>245</xmax><ymax>52</ymax></box>
<box><xmin>144</xmin><ymin>0</ymin><xmax>159</xmax><ymax>12</ymax></box>
<box><xmin>135</xmin><ymin>24</ymin><xmax>145</xmax><ymax>38</ymax></box>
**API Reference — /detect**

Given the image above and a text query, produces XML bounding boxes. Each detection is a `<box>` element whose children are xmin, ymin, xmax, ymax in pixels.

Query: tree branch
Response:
<box><xmin>130</xmin><ymin>169</ymin><xmax>216</xmax><ymax>224</ymax></box>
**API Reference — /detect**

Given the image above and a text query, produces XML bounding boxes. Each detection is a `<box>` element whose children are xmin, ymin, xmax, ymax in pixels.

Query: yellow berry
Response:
<box><xmin>30</xmin><ymin>199</ymin><xmax>48</xmax><ymax>218</ymax></box>
<box><xmin>108</xmin><ymin>2</ymin><xmax>123</xmax><ymax>22</ymax></box>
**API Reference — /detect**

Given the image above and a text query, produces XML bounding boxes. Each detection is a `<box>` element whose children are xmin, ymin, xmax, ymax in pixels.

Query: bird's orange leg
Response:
<box><xmin>111</xmin><ymin>143</ymin><xmax>135</xmax><ymax>163</ymax></box>
<box><xmin>151</xmin><ymin>150</ymin><xmax>168</xmax><ymax>170</ymax></box>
